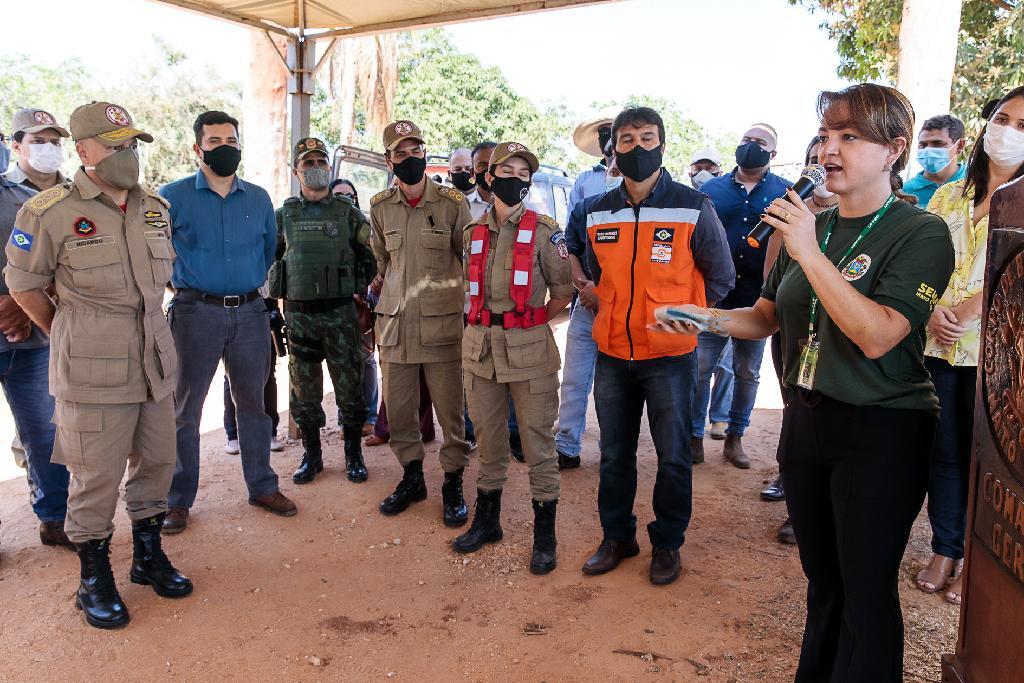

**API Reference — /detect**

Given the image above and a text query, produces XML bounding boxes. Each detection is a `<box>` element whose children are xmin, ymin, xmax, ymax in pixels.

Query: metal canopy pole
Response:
<box><xmin>286</xmin><ymin>36</ymin><xmax>316</xmax><ymax>197</ymax></box>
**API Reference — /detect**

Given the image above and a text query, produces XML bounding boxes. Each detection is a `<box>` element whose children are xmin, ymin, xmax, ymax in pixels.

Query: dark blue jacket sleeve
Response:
<box><xmin>691</xmin><ymin>197</ymin><xmax>735</xmax><ymax>306</ymax></box>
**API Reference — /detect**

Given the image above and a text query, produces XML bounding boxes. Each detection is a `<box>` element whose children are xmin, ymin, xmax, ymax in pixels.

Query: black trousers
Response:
<box><xmin>779</xmin><ymin>391</ymin><xmax>935</xmax><ymax>683</ymax></box>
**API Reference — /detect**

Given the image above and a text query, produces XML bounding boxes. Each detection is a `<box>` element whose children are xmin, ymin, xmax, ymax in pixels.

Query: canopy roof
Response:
<box><xmin>150</xmin><ymin>0</ymin><xmax>618</xmax><ymax>37</ymax></box>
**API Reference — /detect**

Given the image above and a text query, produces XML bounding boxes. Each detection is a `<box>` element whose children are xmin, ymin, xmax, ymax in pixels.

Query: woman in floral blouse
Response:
<box><xmin>916</xmin><ymin>87</ymin><xmax>1024</xmax><ymax>604</ymax></box>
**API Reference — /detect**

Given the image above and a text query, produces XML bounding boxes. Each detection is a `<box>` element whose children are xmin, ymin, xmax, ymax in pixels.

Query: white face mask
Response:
<box><xmin>690</xmin><ymin>169</ymin><xmax>715</xmax><ymax>190</ymax></box>
<box><xmin>984</xmin><ymin>121</ymin><xmax>1024</xmax><ymax>167</ymax></box>
<box><xmin>813</xmin><ymin>185</ymin><xmax>835</xmax><ymax>199</ymax></box>
<box><xmin>26</xmin><ymin>142</ymin><xmax>64</xmax><ymax>174</ymax></box>
<box><xmin>605</xmin><ymin>174</ymin><xmax>623</xmax><ymax>192</ymax></box>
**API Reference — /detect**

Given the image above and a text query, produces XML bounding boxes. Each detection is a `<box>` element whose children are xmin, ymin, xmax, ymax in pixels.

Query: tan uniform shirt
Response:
<box><xmin>370</xmin><ymin>177</ymin><xmax>472</xmax><ymax>364</ymax></box>
<box><xmin>3</xmin><ymin>168</ymin><xmax>177</xmax><ymax>404</ymax></box>
<box><xmin>462</xmin><ymin>203</ymin><xmax>573</xmax><ymax>383</ymax></box>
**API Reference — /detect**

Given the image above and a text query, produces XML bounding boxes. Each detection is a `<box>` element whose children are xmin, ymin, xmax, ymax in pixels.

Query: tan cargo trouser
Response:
<box><xmin>51</xmin><ymin>395</ymin><xmax>175</xmax><ymax>542</ymax></box>
<box><xmin>380</xmin><ymin>360</ymin><xmax>469</xmax><ymax>472</ymax></box>
<box><xmin>464</xmin><ymin>371</ymin><xmax>560</xmax><ymax>501</ymax></box>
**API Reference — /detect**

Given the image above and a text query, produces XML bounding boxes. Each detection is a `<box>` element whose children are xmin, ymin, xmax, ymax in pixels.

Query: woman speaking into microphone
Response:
<box><xmin>665</xmin><ymin>84</ymin><xmax>954</xmax><ymax>682</ymax></box>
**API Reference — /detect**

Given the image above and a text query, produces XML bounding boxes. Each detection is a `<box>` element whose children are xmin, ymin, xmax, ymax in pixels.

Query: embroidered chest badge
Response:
<box><xmin>654</xmin><ymin>227</ymin><xmax>674</xmax><ymax>243</ymax></box>
<box><xmin>842</xmin><ymin>254</ymin><xmax>872</xmax><ymax>281</ymax></box>
<box><xmin>73</xmin><ymin>217</ymin><xmax>97</xmax><ymax>236</ymax></box>
<box><xmin>322</xmin><ymin>222</ymin><xmax>339</xmax><ymax>238</ymax></box>
<box><xmin>651</xmin><ymin>244</ymin><xmax>672</xmax><ymax>264</ymax></box>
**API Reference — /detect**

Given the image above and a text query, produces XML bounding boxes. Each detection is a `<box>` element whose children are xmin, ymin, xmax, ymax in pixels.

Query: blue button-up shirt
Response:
<box><xmin>160</xmin><ymin>172</ymin><xmax>277</xmax><ymax>296</ymax></box>
<box><xmin>700</xmin><ymin>167</ymin><xmax>791</xmax><ymax>309</ymax></box>
<box><xmin>568</xmin><ymin>162</ymin><xmax>608</xmax><ymax>215</ymax></box>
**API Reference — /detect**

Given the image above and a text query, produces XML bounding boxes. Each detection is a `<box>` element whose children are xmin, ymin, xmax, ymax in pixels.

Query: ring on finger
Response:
<box><xmin>784</xmin><ymin>210</ymin><xmax>792</xmax><ymax>222</ymax></box>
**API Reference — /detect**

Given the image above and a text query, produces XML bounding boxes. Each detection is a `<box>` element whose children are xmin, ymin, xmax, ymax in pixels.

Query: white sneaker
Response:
<box><xmin>224</xmin><ymin>439</ymin><xmax>241</xmax><ymax>455</ymax></box>
<box><xmin>270</xmin><ymin>435</ymin><xmax>285</xmax><ymax>452</ymax></box>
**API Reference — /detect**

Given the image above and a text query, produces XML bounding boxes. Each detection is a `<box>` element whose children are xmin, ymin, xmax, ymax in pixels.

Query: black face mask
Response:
<box><xmin>202</xmin><ymin>144</ymin><xmax>241</xmax><ymax>177</ymax></box>
<box><xmin>616</xmin><ymin>144</ymin><xmax>663</xmax><ymax>182</ymax></box>
<box><xmin>474</xmin><ymin>169</ymin><xmax>490</xmax><ymax>193</ymax></box>
<box><xmin>735</xmin><ymin>141</ymin><xmax>771</xmax><ymax>170</ymax></box>
<box><xmin>598</xmin><ymin>127</ymin><xmax>612</xmax><ymax>157</ymax></box>
<box><xmin>449</xmin><ymin>170</ymin><xmax>474</xmax><ymax>193</ymax></box>
<box><xmin>490</xmin><ymin>175</ymin><xmax>531</xmax><ymax>208</ymax></box>
<box><xmin>392</xmin><ymin>155</ymin><xmax>426</xmax><ymax>185</ymax></box>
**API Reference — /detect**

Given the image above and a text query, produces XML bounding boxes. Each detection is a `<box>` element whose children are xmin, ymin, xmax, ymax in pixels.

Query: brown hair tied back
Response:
<box><xmin>817</xmin><ymin>83</ymin><xmax>918</xmax><ymax>205</ymax></box>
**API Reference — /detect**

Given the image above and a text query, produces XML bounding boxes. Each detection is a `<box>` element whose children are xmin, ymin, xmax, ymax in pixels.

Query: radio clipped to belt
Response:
<box><xmin>467</xmin><ymin>210</ymin><xmax>548</xmax><ymax>330</ymax></box>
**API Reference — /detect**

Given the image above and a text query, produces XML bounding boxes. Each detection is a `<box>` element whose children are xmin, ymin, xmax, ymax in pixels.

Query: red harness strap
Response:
<box><xmin>466</xmin><ymin>210</ymin><xmax>548</xmax><ymax>329</ymax></box>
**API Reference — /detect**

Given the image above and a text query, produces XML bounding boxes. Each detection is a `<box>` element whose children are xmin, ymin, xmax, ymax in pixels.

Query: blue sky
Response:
<box><xmin>5</xmin><ymin>0</ymin><xmax>854</xmax><ymax>164</ymax></box>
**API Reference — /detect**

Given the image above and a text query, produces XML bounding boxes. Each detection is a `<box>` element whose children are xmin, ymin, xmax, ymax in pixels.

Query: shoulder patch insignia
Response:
<box><xmin>10</xmin><ymin>228</ymin><xmax>34</xmax><ymax>252</ymax></box>
<box><xmin>536</xmin><ymin>214</ymin><xmax>558</xmax><ymax>230</ymax></box>
<box><xmin>549</xmin><ymin>230</ymin><xmax>566</xmax><ymax>244</ymax></box>
<box><xmin>437</xmin><ymin>186</ymin><xmax>464</xmax><ymax>203</ymax></box>
<box><xmin>371</xmin><ymin>187</ymin><xmax>396</xmax><ymax>207</ymax></box>
<box><xmin>24</xmin><ymin>186</ymin><xmax>70</xmax><ymax>216</ymax></box>
<box><xmin>145</xmin><ymin>189</ymin><xmax>170</xmax><ymax>209</ymax></box>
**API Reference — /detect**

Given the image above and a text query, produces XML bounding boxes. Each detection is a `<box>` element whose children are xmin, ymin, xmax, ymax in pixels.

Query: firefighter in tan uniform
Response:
<box><xmin>451</xmin><ymin>142</ymin><xmax>573</xmax><ymax>574</ymax></box>
<box><xmin>370</xmin><ymin>120</ymin><xmax>473</xmax><ymax>526</ymax></box>
<box><xmin>4</xmin><ymin>102</ymin><xmax>191</xmax><ymax>629</ymax></box>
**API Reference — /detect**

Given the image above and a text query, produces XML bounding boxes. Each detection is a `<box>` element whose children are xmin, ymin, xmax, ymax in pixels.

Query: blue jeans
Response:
<box><xmin>168</xmin><ymin>297</ymin><xmax>279</xmax><ymax>509</ymax></box>
<box><xmin>924</xmin><ymin>357</ymin><xmax>975</xmax><ymax>560</ymax></box>
<box><xmin>0</xmin><ymin>347</ymin><xmax>68</xmax><ymax>522</ymax></box>
<box><xmin>692</xmin><ymin>332</ymin><xmax>766</xmax><ymax>437</ymax></box>
<box><xmin>594</xmin><ymin>352</ymin><xmax>696</xmax><ymax>549</ymax></box>
<box><xmin>223</xmin><ymin>343</ymin><xmax>280</xmax><ymax>441</ymax></box>
<box><xmin>554</xmin><ymin>303</ymin><xmax>597</xmax><ymax>457</ymax></box>
<box><xmin>708</xmin><ymin>341</ymin><xmax>734</xmax><ymax>424</ymax></box>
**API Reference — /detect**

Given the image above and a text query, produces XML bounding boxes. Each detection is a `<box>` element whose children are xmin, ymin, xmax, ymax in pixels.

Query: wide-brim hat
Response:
<box><xmin>572</xmin><ymin>107</ymin><xmax>619</xmax><ymax>157</ymax></box>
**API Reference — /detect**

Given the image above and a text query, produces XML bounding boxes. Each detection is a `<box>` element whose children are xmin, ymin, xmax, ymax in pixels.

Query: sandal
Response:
<box><xmin>916</xmin><ymin>555</ymin><xmax>955</xmax><ymax>594</ymax></box>
<box><xmin>944</xmin><ymin>560</ymin><xmax>965</xmax><ymax>605</ymax></box>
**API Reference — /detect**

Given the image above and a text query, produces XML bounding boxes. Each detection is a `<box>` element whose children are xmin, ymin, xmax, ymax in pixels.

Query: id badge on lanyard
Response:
<box><xmin>799</xmin><ymin>194</ymin><xmax>895</xmax><ymax>390</ymax></box>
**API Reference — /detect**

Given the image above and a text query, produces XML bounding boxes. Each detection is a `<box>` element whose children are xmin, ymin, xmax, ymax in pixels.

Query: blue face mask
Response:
<box><xmin>917</xmin><ymin>147</ymin><xmax>952</xmax><ymax>174</ymax></box>
<box><xmin>0</xmin><ymin>143</ymin><xmax>9</xmax><ymax>173</ymax></box>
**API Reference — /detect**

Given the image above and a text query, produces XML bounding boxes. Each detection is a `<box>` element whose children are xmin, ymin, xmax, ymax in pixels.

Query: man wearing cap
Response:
<box><xmin>4</xmin><ymin>101</ymin><xmax>192</xmax><ymax>628</ymax></box>
<box><xmin>0</xmin><ymin>123</ymin><xmax>72</xmax><ymax>552</ymax></box>
<box><xmin>4</xmin><ymin>108</ymin><xmax>70</xmax><ymax>192</ymax></box>
<box><xmin>453</xmin><ymin>141</ymin><xmax>572</xmax><ymax>574</ymax></box>
<box><xmin>551</xmin><ymin>112</ymin><xmax>617</xmax><ymax>470</ymax></box>
<box><xmin>690</xmin><ymin>124</ymin><xmax>790</xmax><ymax>468</ymax></box>
<box><xmin>688</xmin><ymin>148</ymin><xmax>722</xmax><ymax>191</ymax></box>
<box><xmin>370</xmin><ymin>120</ymin><xmax>472</xmax><ymax>527</ymax></box>
<box><xmin>270</xmin><ymin>137</ymin><xmax>376</xmax><ymax>485</ymax></box>
<box><xmin>160</xmin><ymin>110</ymin><xmax>295</xmax><ymax>533</ymax></box>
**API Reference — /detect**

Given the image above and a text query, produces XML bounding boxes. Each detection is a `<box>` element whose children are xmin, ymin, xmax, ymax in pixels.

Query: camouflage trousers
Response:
<box><xmin>286</xmin><ymin>305</ymin><xmax>367</xmax><ymax>431</ymax></box>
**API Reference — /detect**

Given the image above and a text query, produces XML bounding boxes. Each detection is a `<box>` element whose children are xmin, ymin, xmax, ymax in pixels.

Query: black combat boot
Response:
<box><xmin>293</xmin><ymin>428</ymin><xmax>323</xmax><ymax>484</ymax></box>
<box><xmin>379</xmin><ymin>460</ymin><xmax>427</xmax><ymax>515</ymax></box>
<box><xmin>74</xmin><ymin>537</ymin><xmax>129</xmax><ymax>629</ymax></box>
<box><xmin>441</xmin><ymin>468</ymin><xmax>469</xmax><ymax>527</ymax></box>
<box><xmin>343</xmin><ymin>425</ymin><xmax>368</xmax><ymax>483</ymax></box>
<box><xmin>129</xmin><ymin>514</ymin><xmax>193</xmax><ymax>599</ymax></box>
<box><xmin>452</xmin><ymin>489</ymin><xmax>503</xmax><ymax>553</ymax></box>
<box><xmin>530</xmin><ymin>499</ymin><xmax>558</xmax><ymax>575</ymax></box>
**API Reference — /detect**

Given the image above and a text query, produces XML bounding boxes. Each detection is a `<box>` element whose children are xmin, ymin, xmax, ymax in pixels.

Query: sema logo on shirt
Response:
<box><xmin>10</xmin><ymin>228</ymin><xmax>33</xmax><ymax>252</ymax></box>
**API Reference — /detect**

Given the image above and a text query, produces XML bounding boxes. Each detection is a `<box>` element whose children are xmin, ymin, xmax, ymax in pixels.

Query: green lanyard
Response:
<box><xmin>807</xmin><ymin>194</ymin><xmax>896</xmax><ymax>337</ymax></box>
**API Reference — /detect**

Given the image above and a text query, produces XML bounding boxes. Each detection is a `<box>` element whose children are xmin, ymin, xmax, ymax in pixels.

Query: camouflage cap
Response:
<box><xmin>382</xmin><ymin>120</ymin><xmax>424</xmax><ymax>152</ymax></box>
<box><xmin>11</xmin><ymin>108</ymin><xmax>70</xmax><ymax>138</ymax></box>
<box><xmin>69</xmin><ymin>102</ymin><xmax>153</xmax><ymax>146</ymax></box>
<box><xmin>489</xmin><ymin>141</ymin><xmax>539</xmax><ymax>174</ymax></box>
<box><xmin>293</xmin><ymin>137</ymin><xmax>329</xmax><ymax>164</ymax></box>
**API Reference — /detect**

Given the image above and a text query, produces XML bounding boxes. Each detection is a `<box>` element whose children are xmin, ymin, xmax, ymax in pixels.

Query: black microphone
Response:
<box><xmin>746</xmin><ymin>164</ymin><xmax>827</xmax><ymax>248</ymax></box>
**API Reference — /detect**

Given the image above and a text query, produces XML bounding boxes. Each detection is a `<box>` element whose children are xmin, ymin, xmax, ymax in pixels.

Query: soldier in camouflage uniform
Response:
<box><xmin>270</xmin><ymin>138</ymin><xmax>376</xmax><ymax>484</ymax></box>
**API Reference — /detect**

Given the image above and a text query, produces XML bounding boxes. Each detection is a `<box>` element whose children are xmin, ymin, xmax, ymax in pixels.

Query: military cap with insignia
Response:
<box><xmin>11</xmin><ymin>108</ymin><xmax>70</xmax><ymax>138</ymax></box>
<box><xmin>489</xmin><ymin>141</ymin><xmax>539</xmax><ymax>175</ymax></box>
<box><xmin>382</xmin><ymin>120</ymin><xmax>425</xmax><ymax>151</ymax></box>
<box><xmin>293</xmin><ymin>137</ymin><xmax>330</xmax><ymax>165</ymax></box>
<box><xmin>70</xmin><ymin>101</ymin><xmax>153</xmax><ymax>146</ymax></box>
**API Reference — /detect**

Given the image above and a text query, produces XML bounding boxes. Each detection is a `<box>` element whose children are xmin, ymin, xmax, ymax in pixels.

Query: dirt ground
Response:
<box><xmin>0</xmin><ymin>320</ymin><xmax>960</xmax><ymax>682</ymax></box>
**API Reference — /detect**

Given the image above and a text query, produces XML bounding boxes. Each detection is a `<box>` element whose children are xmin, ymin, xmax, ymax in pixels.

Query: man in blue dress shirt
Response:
<box><xmin>691</xmin><ymin>123</ymin><xmax>790</xmax><ymax>468</ymax></box>
<box><xmin>160</xmin><ymin>111</ymin><xmax>296</xmax><ymax>533</ymax></box>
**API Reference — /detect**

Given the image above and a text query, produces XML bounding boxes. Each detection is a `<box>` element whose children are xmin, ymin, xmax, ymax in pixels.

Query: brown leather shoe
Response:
<box><xmin>582</xmin><ymin>537</ymin><xmax>641</xmax><ymax>575</ymax></box>
<box><xmin>161</xmin><ymin>507</ymin><xmax>189</xmax><ymax>535</ymax></box>
<box><xmin>361</xmin><ymin>423</ymin><xmax>374</xmax><ymax>437</ymax></box>
<box><xmin>690</xmin><ymin>436</ymin><xmax>704</xmax><ymax>465</ymax></box>
<box><xmin>364</xmin><ymin>434</ymin><xmax>389</xmax><ymax>447</ymax></box>
<box><xmin>723</xmin><ymin>434</ymin><xmax>750</xmax><ymax>469</ymax></box>
<box><xmin>39</xmin><ymin>521</ymin><xmax>75</xmax><ymax>550</ymax></box>
<box><xmin>649</xmin><ymin>547</ymin><xmax>681</xmax><ymax>585</ymax></box>
<box><xmin>248</xmin><ymin>492</ymin><xmax>298</xmax><ymax>517</ymax></box>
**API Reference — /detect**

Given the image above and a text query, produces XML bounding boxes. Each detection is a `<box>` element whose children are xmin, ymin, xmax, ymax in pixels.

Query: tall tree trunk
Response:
<box><xmin>897</xmin><ymin>0</ymin><xmax>963</xmax><ymax>174</ymax></box>
<box><xmin>331</xmin><ymin>35</ymin><xmax>399</xmax><ymax>147</ymax></box>
<box><xmin>243</xmin><ymin>31</ymin><xmax>290</xmax><ymax>204</ymax></box>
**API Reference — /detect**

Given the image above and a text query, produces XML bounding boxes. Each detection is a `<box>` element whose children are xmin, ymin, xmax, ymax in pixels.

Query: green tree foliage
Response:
<box><xmin>0</xmin><ymin>39</ymin><xmax>241</xmax><ymax>188</ymax></box>
<box><xmin>789</xmin><ymin>0</ymin><xmax>1023</xmax><ymax>133</ymax></box>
